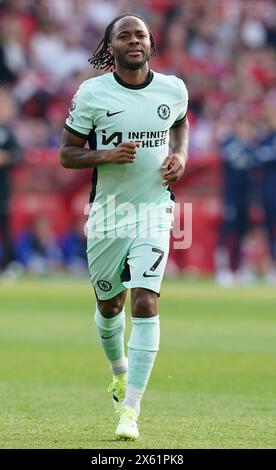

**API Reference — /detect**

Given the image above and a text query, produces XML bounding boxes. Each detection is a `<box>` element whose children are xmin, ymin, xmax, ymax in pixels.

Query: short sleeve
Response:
<box><xmin>172</xmin><ymin>78</ymin><xmax>189</xmax><ymax>128</ymax></box>
<box><xmin>64</xmin><ymin>82</ymin><xmax>94</xmax><ymax>139</ymax></box>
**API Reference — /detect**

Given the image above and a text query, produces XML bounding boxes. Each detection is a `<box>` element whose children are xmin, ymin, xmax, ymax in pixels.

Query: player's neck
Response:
<box><xmin>114</xmin><ymin>64</ymin><xmax>150</xmax><ymax>86</ymax></box>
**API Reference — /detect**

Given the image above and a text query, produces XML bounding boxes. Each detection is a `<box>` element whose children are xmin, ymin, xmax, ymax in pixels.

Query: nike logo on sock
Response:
<box><xmin>143</xmin><ymin>272</ymin><xmax>159</xmax><ymax>278</ymax></box>
<box><xmin>101</xmin><ymin>334</ymin><xmax>114</xmax><ymax>339</ymax></box>
<box><xmin>106</xmin><ymin>110</ymin><xmax>125</xmax><ymax>117</ymax></box>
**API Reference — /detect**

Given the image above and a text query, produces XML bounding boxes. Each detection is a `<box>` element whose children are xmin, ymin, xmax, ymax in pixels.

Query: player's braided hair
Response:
<box><xmin>88</xmin><ymin>14</ymin><xmax>157</xmax><ymax>71</ymax></box>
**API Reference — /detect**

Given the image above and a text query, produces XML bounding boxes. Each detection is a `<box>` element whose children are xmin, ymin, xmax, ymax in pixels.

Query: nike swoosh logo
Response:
<box><xmin>143</xmin><ymin>272</ymin><xmax>159</xmax><ymax>278</ymax></box>
<box><xmin>101</xmin><ymin>334</ymin><xmax>114</xmax><ymax>339</ymax></box>
<box><xmin>106</xmin><ymin>110</ymin><xmax>125</xmax><ymax>117</ymax></box>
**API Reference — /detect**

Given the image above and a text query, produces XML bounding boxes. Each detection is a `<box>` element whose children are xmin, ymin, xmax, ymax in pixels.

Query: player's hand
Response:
<box><xmin>161</xmin><ymin>153</ymin><xmax>186</xmax><ymax>186</ymax></box>
<box><xmin>108</xmin><ymin>141</ymin><xmax>139</xmax><ymax>165</ymax></box>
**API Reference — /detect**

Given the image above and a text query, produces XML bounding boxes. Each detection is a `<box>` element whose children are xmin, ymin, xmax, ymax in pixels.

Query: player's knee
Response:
<box><xmin>131</xmin><ymin>290</ymin><xmax>158</xmax><ymax>318</ymax></box>
<box><xmin>97</xmin><ymin>299</ymin><xmax>124</xmax><ymax>317</ymax></box>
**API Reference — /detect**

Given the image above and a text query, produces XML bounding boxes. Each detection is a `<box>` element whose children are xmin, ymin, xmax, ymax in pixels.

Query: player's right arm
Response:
<box><xmin>60</xmin><ymin>81</ymin><xmax>138</xmax><ymax>169</ymax></box>
<box><xmin>60</xmin><ymin>129</ymin><xmax>138</xmax><ymax>169</ymax></box>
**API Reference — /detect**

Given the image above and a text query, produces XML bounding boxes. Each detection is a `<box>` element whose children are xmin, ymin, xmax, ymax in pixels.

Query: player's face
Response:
<box><xmin>109</xmin><ymin>17</ymin><xmax>151</xmax><ymax>70</ymax></box>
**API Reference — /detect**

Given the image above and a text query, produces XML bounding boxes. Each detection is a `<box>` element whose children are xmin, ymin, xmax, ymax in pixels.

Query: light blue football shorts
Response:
<box><xmin>86</xmin><ymin>214</ymin><xmax>172</xmax><ymax>300</ymax></box>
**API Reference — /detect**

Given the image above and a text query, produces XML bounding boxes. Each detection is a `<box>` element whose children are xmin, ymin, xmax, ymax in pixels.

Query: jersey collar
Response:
<box><xmin>113</xmin><ymin>70</ymin><xmax>154</xmax><ymax>89</ymax></box>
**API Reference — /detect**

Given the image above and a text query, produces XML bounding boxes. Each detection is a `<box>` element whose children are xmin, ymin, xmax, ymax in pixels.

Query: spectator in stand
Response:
<box><xmin>15</xmin><ymin>216</ymin><xmax>63</xmax><ymax>275</ymax></box>
<box><xmin>239</xmin><ymin>224</ymin><xmax>271</xmax><ymax>279</ymax></box>
<box><xmin>214</xmin><ymin>116</ymin><xmax>256</xmax><ymax>286</ymax></box>
<box><xmin>255</xmin><ymin>102</ymin><xmax>276</xmax><ymax>283</ymax></box>
<box><xmin>60</xmin><ymin>217</ymin><xmax>88</xmax><ymax>274</ymax></box>
<box><xmin>0</xmin><ymin>87</ymin><xmax>21</xmax><ymax>274</ymax></box>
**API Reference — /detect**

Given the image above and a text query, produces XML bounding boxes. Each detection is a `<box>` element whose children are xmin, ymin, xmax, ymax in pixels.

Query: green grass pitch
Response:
<box><xmin>1</xmin><ymin>276</ymin><xmax>276</xmax><ymax>449</ymax></box>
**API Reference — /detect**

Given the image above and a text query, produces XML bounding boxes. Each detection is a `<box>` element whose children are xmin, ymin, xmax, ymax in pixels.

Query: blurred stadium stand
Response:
<box><xmin>0</xmin><ymin>0</ymin><xmax>275</xmax><ymax>278</ymax></box>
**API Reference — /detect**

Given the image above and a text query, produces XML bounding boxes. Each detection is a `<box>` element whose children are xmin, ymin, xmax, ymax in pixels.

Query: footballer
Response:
<box><xmin>60</xmin><ymin>14</ymin><xmax>189</xmax><ymax>441</ymax></box>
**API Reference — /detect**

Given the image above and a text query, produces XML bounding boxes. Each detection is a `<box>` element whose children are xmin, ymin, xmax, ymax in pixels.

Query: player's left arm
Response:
<box><xmin>161</xmin><ymin>116</ymin><xmax>189</xmax><ymax>186</ymax></box>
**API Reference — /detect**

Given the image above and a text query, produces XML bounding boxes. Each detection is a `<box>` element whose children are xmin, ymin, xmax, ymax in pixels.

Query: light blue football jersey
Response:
<box><xmin>65</xmin><ymin>70</ymin><xmax>188</xmax><ymax>229</ymax></box>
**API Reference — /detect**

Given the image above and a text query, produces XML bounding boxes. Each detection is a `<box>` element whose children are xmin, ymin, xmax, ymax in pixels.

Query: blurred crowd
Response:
<box><xmin>0</xmin><ymin>0</ymin><xmax>275</xmax><ymax>150</ymax></box>
<box><xmin>0</xmin><ymin>0</ymin><xmax>276</xmax><ymax>282</ymax></box>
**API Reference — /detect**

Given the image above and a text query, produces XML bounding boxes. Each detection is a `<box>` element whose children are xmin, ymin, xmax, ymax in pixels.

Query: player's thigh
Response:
<box><xmin>121</xmin><ymin>225</ymin><xmax>171</xmax><ymax>295</ymax></box>
<box><xmin>87</xmin><ymin>235</ymin><xmax>131</xmax><ymax>301</ymax></box>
